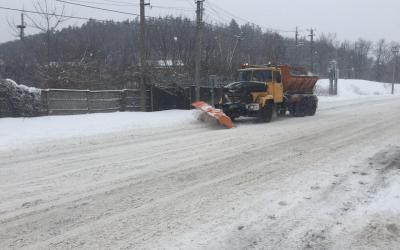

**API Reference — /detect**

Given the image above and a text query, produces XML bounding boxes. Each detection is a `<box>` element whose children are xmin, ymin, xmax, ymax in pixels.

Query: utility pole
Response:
<box><xmin>194</xmin><ymin>0</ymin><xmax>205</xmax><ymax>101</ymax></box>
<box><xmin>295</xmin><ymin>27</ymin><xmax>299</xmax><ymax>65</ymax></box>
<box><xmin>392</xmin><ymin>46</ymin><xmax>399</xmax><ymax>95</ymax></box>
<box><xmin>308</xmin><ymin>28</ymin><xmax>315</xmax><ymax>72</ymax></box>
<box><xmin>139</xmin><ymin>0</ymin><xmax>150</xmax><ymax>111</ymax></box>
<box><xmin>17</xmin><ymin>12</ymin><xmax>27</xmax><ymax>81</ymax></box>
<box><xmin>228</xmin><ymin>33</ymin><xmax>244</xmax><ymax>75</ymax></box>
<box><xmin>17</xmin><ymin>12</ymin><xmax>26</xmax><ymax>41</ymax></box>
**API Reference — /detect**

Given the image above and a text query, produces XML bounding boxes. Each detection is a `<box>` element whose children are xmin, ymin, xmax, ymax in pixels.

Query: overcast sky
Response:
<box><xmin>1</xmin><ymin>0</ymin><xmax>400</xmax><ymax>44</ymax></box>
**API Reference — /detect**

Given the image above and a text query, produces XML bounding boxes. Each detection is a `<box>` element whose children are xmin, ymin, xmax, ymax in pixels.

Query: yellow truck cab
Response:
<box><xmin>216</xmin><ymin>64</ymin><xmax>319</xmax><ymax>122</ymax></box>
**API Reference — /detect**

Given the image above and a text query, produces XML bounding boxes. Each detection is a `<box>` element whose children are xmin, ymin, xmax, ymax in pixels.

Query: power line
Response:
<box><xmin>67</xmin><ymin>0</ymin><xmax>195</xmax><ymax>11</ymax></box>
<box><xmin>149</xmin><ymin>5</ymin><xmax>194</xmax><ymax>12</ymax></box>
<box><xmin>204</xmin><ymin>2</ymin><xmax>229</xmax><ymax>24</ymax></box>
<box><xmin>101</xmin><ymin>0</ymin><xmax>180</xmax><ymax>4</ymax></box>
<box><xmin>0</xmin><ymin>5</ymin><xmax>104</xmax><ymax>21</ymax></box>
<box><xmin>206</xmin><ymin>1</ymin><xmax>296</xmax><ymax>34</ymax></box>
<box><xmin>68</xmin><ymin>0</ymin><xmax>138</xmax><ymax>7</ymax></box>
<box><xmin>56</xmin><ymin>0</ymin><xmax>196</xmax><ymax>20</ymax></box>
<box><xmin>55</xmin><ymin>0</ymin><xmax>140</xmax><ymax>16</ymax></box>
<box><xmin>207</xmin><ymin>2</ymin><xmax>250</xmax><ymax>25</ymax></box>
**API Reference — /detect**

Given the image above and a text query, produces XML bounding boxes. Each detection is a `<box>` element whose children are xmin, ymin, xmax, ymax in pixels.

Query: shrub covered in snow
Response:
<box><xmin>0</xmin><ymin>79</ymin><xmax>41</xmax><ymax>117</ymax></box>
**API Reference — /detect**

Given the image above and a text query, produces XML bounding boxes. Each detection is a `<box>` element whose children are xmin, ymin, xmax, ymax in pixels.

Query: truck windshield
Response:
<box><xmin>239</xmin><ymin>71</ymin><xmax>251</xmax><ymax>81</ymax></box>
<box><xmin>252</xmin><ymin>70</ymin><xmax>272</xmax><ymax>82</ymax></box>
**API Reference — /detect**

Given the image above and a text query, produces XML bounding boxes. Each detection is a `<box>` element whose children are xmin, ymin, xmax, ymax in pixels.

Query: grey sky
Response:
<box><xmin>1</xmin><ymin>0</ymin><xmax>400</xmax><ymax>44</ymax></box>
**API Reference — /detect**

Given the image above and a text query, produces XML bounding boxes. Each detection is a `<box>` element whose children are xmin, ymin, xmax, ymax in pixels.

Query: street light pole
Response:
<box><xmin>392</xmin><ymin>46</ymin><xmax>399</xmax><ymax>95</ymax></box>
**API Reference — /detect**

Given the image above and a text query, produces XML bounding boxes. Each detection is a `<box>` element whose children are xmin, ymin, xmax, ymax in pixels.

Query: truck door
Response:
<box><xmin>272</xmin><ymin>71</ymin><xmax>284</xmax><ymax>103</ymax></box>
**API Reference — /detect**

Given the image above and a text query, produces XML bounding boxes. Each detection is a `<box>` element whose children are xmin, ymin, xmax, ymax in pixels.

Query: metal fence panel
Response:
<box><xmin>43</xmin><ymin>88</ymin><xmax>146</xmax><ymax>115</ymax></box>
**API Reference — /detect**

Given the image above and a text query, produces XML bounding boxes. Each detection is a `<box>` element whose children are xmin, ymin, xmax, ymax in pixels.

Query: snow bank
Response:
<box><xmin>0</xmin><ymin>110</ymin><xmax>196</xmax><ymax>150</ymax></box>
<box><xmin>5</xmin><ymin>79</ymin><xmax>41</xmax><ymax>94</ymax></box>
<box><xmin>316</xmin><ymin>79</ymin><xmax>399</xmax><ymax>101</ymax></box>
<box><xmin>1</xmin><ymin>78</ymin><xmax>398</xmax><ymax>150</ymax></box>
<box><xmin>0</xmin><ymin>79</ymin><xmax>41</xmax><ymax>117</ymax></box>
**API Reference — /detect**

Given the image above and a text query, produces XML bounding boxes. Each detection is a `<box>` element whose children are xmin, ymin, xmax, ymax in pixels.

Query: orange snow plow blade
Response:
<box><xmin>192</xmin><ymin>101</ymin><xmax>233</xmax><ymax>129</ymax></box>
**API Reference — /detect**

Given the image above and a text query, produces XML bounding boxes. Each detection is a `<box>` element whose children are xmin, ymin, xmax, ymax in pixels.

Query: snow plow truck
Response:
<box><xmin>193</xmin><ymin>64</ymin><xmax>319</xmax><ymax>128</ymax></box>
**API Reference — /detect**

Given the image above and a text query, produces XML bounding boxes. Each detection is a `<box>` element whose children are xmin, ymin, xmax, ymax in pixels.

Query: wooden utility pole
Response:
<box><xmin>228</xmin><ymin>33</ymin><xmax>244</xmax><ymax>75</ymax></box>
<box><xmin>139</xmin><ymin>0</ymin><xmax>150</xmax><ymax>111</ymax></box>
<box><xmin>194</xmin><ymin>0</ymin><xmax>205</xmax><ymax>101</ymax></box>
<box><xmin>392</xmin><ymin>46</ymin><xmax>399</xmax><ymax>95</ymax></box>
<box><xmin>308</xmin><ymin>29</ymin><xmax>315</xmax><ymax>72</ymax></box>
<box><xmin>295</xmin><ymin>27</ymin><xmax>299</xmax><ymax>65</ymax></box>
<box><xmin>17</xmin><ymin>12</ymin><xmax>26</xmax><ymax>41</ymax></box>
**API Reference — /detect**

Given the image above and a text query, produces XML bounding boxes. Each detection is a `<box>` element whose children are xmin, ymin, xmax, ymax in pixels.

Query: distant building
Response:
<box><xmin>147</xmin><ymin>59</ymin><xmax>184</xmax><ymax>68</ymax></box>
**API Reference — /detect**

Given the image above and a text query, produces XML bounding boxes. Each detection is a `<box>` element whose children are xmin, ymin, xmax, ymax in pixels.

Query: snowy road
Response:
<box><xmin>1</xmin><ymin>96</ymin><xmax>400</xmax><ymax>249</ymax></box>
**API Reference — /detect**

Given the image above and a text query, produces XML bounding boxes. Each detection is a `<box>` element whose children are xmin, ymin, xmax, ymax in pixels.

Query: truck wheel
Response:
<box><xmin>293</xmin><ymin>100</ymin><xmax>305</xmax><ymax>117</ymax></box>
<box><xmin>307</xmin><ymin>100</ymin><xmax>317</xmax><ymax>116</ymax></box>
<box><xmin>303</xmin><ymin>97</ymin><xmax>317</xmax><ymax>116</ymax></box>
<box><xmin>258</xmin><ymin>105</ymin><xmax>273</xmax><ymax>123</ymax></box>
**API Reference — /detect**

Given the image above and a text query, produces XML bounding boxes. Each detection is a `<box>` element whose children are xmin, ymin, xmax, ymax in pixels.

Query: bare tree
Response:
<box><xmin>353</xmin><ymin>39</ymin><xmax>372</xmax><ymax>79</ymax></box>
<box><xmin>6</xmin><ymin>16</ymin><xmax>21</xmax><ymax>40</ymax></box>
<box><xmin>373</xmin><ymin>39</ymin><xmax>392</xmax><ymax>81</ymax></box>
<box><xmin>26</xmin><ymin>0</ymin><xmax>69</xmax><ymax>63</ymax></box>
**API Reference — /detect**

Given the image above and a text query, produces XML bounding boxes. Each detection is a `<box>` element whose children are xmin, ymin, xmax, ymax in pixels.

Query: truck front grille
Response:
<box><xmin>226</xmin><ymin>94</ymin><xmax>241</xmax><ymax>103</ymax></box>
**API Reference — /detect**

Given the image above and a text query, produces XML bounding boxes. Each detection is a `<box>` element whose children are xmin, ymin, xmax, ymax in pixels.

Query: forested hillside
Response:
<box><xmin>0</xmin><ymin>17</ymin><xmax>398</xmax><ymax>89</ymax></box>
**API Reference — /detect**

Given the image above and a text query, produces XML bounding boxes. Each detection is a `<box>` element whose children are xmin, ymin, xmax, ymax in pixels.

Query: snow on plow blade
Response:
<box><xmin>192</xmin><ymin>101</ymin><xmax>233</xmax><ymax>129</ymax></box>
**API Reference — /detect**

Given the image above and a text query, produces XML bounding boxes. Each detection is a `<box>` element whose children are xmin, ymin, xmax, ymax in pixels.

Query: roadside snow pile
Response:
<box><xmin>0</xmin><ymin>79</ymin><xmax>41</xmax><ymax>117</ymax></box>
<box><xmin>316</xmin><ymin>79</ymin><xmax>399</xmax><ymax>99</ymax></box>
<box><xmin>1</xmin><ymin>78</ymin><xmax>398</xmax><ymax>149</ymax></box>
<box><xmin>0</xmin><ymin>110</ymin><xmax>196</xmax><ymax>149</ymax></box>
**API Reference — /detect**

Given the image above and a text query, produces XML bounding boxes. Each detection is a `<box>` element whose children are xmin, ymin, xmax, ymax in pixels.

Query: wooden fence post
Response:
<box><xmin>40</xmin><ymin>89</ymin><xmax>49</xmax><ymax>115</ymax></box>
<box><xmin>120</xmin><ymin>90</ymin><xmax>127</xmax><ymax>112</ymax></box>
<box><xmin>150</xmin><ymin>85</ymin><xmax>154</xmax><ymax>112</ymax></box>
<box><xmin>86</xmin><ymin>90</ymin><xmax>91</xmax><ymax>113</ymax></box>
<box><xmin>190</xmin><ymin>85</ymin><xmax>196</xmax><ymax>108</ymax></box>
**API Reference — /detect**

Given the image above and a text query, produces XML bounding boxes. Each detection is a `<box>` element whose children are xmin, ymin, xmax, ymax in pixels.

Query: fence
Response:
<box><xmin>150</xmin><ymin>85</ymin><xmax>224</xmax><ymax>111</ymax></box>
<box><xmin>0</xmin><ymin>85</ymin><xmax>224</xmax><ymax>117</ymax></box>
<box><xmin>41</xmin><ymin>89</ymin><xmax>150</xmax><ymax>115</ymax></box>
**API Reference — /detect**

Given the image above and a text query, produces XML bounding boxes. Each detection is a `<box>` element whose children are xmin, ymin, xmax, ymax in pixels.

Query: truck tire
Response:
<box><xmin>306</xmin><ymin>99</ymin><xmax>317</xmax><ymax>116</ymax></box>
<box><xmin>304</xmin><ymin>96</ymin><xmax>317</xmax><ymax>116</ymax></box>
<box><xmin>258</xmin><ymin>105</ymin><xmax>273</xmax><ymax>123</ymax></box>
<box><xmin>292</xmin><ymin>100</ymin><xmax>306</xmax><ymax>117</ymax></box>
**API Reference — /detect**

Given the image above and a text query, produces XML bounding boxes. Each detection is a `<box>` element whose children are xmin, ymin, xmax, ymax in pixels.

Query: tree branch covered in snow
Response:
<box><xmin>0</xmin><ymin>79</ymin><xmax>41</xmax><ymax>117</ymax></box>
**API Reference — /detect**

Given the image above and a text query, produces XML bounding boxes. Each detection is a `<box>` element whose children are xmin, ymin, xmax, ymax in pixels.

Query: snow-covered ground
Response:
<box><xmin>0</xmin><ymin>79</ymin><xmax>398</xmax><ymax>151</ymax></box>
<box><xmin>1</xmin><ymin>79</ymin><xmax>400</xmax><ymax>249</ymax></box>
<box><xmin>0</xmin><ymin>110</ymin><xmax>196</xmax><ymax>151</ymax></box>
<box><xmin>316</xmin><ymin>78</ymin><xmax>400</xmax><ymax>100</ymax></box>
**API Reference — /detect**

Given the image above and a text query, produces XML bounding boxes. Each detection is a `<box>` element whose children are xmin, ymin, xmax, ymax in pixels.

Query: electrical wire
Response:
<box><xmin>68</xmin><ymin>0</ymin><xmax>139</xmax><ymax>7</ymax></box>
<box><xmin>67</xmin><ymin>0</ymin><xmax>195</xmax><ymax>11</ymax></box>
<box><xmin>56</xmin><ymin>0</ymin><xmax>196</xmax><ymax>20</ymax></box>
<box><xmin>204</xmin><ymin>2</ymin><xmax>229</xmax><ymax>24</ymax></box>
<box><xmin>0</xmin><ymin>5</ymin><xmax>105</xmax><ymax>21</ymax></box>
<box><xmin>55</xmin><ymin>0</ymin><xmax>141</xmax><ymax>16</ymax></box>
<box><xmin>206</xmin><ymin>1</ymin><xmax>296</xmax><ymax>34</ymax></box>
